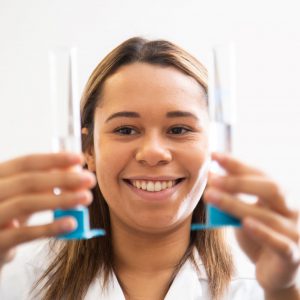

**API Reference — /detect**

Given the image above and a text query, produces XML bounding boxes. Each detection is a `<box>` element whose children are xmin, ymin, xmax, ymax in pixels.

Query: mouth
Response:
<box><xmin>122</xmin><ymin>178</ymin><xmax>186</xmax><ymax>193</ymax></box>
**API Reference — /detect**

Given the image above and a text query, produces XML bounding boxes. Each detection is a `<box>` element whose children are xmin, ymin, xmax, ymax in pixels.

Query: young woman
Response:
<box><xmin>0</xmin><ymin>37</ymin><xmax>299</xmax><ymax>300</ymax></box>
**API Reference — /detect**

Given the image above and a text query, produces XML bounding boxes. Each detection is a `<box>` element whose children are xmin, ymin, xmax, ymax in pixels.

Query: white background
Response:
<box><xmin>0</xmin><ymin>0</ymin><xmax>300</xmax><ymax>297</ymax></box>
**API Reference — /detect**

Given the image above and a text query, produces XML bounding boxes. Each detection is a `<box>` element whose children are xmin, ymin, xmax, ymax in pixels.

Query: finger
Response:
<box><xmin>208</xmin><ymin>174</ymin><xmax>288</xmax><ymax>214</ymax></box>
<box><xmin>234</xmin><ymin>226</ymin><xmax>262</xmax><ymax>261</ymax></box>
<box><xmin>0</xmin><ymin>152</ymin><xmax>84</xmax><ymax>178</ymax></box>
<box><xmin>0</xmin><ymin>190</ymin><xmax>93</xmax><ymax>227</ymax></box>
<box><xmin>0</xmin><ymin>220</ymin><xmax>19</xmax><ymax>265</ymax></box>
<box><xmin>243</xmin><ymin>217</ymin><xmax>300</xmax><ymax>264</ymax></box>
<box><xmin>0</xmin><ymin>248</ymin><xmax>16</xmax><ymax>265</ymax></box>
<box><xmin>0</xmin><ymin>217</ymin><xmax>77</xmax><ymax>253</ymax></box>
<box><xmin>204</xmin><ymin>188</ymin><xmax>299</xmax><ymax>242</ymax></box>
<box><xmin>211</xmin><ymin>152</ymin><xmax>264</xmax><ymax>176</ymax></box>
<box><xmin>0</xmin><ymin>170</ymin><xmax>96</xmax><ymax>200</ymax></box>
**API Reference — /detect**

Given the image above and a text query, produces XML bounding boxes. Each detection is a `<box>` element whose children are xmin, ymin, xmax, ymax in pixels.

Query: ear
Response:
<box><xmin>81</xmin><ymin>127</ymin><xmax>96</xmax><ymax>172</ymax></box>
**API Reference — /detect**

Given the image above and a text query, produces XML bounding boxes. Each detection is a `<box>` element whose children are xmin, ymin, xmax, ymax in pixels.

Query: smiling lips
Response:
<box><xmin>123</xmin><ymin>177</ymin><xmax>185</xmax><ymax>192</ymax></box>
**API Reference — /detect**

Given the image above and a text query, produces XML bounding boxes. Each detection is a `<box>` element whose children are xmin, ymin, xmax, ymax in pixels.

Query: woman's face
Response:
<box><xmin>88</xmin><ymin>62</ymin><xmax>209</xmax><ymax>233</ymax></box>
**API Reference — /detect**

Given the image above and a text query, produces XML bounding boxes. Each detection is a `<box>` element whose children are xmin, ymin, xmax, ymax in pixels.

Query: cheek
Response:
<box><xmin>177</xmin><ymin>136</ymin><xmax>209</xmax><ymax>177</ymax></box>
<box><xmin>178</xmin><ymin>136</ymin><xmax>209</xmax><ymax>207</ymax></box>
<box><xmin>93</xmin><ymin>137</ymin><xmax>131</xmax><ymax>197</ymax></box>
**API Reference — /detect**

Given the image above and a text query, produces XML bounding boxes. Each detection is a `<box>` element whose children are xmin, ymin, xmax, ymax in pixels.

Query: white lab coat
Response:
<box><xmin>83</xmin><ymin>255</ymin><xmax>264</xmax><ymax>300</ymax></box>
<box><xmin>0</xmin><ymin>239</ymin><xmax>264</xmax><ymax>300</ymax></box>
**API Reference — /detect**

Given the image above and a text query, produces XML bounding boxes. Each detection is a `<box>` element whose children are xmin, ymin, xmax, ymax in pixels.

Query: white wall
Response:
<box><xmin>0</xmin><ymin>0</ymin><xmax>300</xmax><ymax>297</ymax></box>
<box><xmin>1</xmin><ymin>0</ymin><xmax>300</xmax><ymax>200</ymax></box>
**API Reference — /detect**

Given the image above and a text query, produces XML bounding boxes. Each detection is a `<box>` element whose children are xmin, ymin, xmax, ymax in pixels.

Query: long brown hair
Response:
<box><xmin>33</xmin><ymin>37</ymin><xmax>234</xmax><ymax>300</ymax></box>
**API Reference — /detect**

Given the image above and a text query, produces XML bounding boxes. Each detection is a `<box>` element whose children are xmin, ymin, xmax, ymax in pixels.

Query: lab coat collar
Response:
<box><xmin>164</xmin><ymin>254</ymin><xmax>204</xmax><ymax>299</ymax></box>
<box><xmin>85</xmin><ymin>250</ymin><xmax>206</xmax><ymax>300</ymax></box>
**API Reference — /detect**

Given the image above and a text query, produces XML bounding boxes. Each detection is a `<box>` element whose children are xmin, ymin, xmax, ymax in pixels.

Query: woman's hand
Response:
<box><xmin>204</xmin><ymin>152</ymin><xmax>300</xmax><ymax>298</ymax></box>
<box><xmin>0</xmin><ymin>152</ymin><xmax>96</xmax><ymax>268</ymax></box>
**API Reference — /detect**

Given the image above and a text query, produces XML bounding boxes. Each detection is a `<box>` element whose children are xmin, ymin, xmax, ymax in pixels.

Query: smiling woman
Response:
<box><xmin>0</xmin><ymin>37</ymin><xmax>299</xmax><ymax>300</ymax></box>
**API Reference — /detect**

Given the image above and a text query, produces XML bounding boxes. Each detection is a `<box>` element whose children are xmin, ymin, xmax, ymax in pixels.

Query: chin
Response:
<box><xmin>129</xmin><ymin>212</ymin><xmax>190</xmax><ymax>234</ymax></box>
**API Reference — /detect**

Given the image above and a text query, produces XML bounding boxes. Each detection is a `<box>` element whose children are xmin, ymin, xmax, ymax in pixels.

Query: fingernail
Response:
<box><xmin>205</xmin><ymin>189</ymin><xmax>222</xmax><ymax>204</ymax></box>
<box><xmin>244</xmin><ymin>218</ymin><xmax>259</xmax><ymax>229</ymax></box>
<box><xmin>68</xmin><ymin>153</ymin><xmax>81</xmax><ymax>164</ymax></box>
<box><xmin>81</xmin><ymin>172</ymin><xmax>96</xmax><ymax>184</ymax></box>
<box><xmin>209</xmin><ymin>175</ymin><xmax>224</xmax><ymax>187</ymax></box>
<box><xmin>60</xmin><ymin>218</ymin><xmax>77</xmax><ymax>232</ymax></box>
<box><xmin>74</xmin><ymin>191</ymin><xmax>93</xmax><ymax>204</ymax></box>
<box><xmin>212</xmin><ymin>152</ymin><xmax>225</xmax><ymax>162</ymax></box>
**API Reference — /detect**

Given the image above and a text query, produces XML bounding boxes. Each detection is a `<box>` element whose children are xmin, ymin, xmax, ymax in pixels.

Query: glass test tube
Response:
<box><xmin>191</xmin><ymin>43</ymin><xmax>241</xmax><ymax>230</ymax></box>
<box><xmin>49</xmin><ymin>48</ymin><xmax>105</xmax><ymax>239</ymax></box>
<box><xmin>49</xmin><ymin>48</ymin><xmax>82</xmax><ymax>156</ymax></box>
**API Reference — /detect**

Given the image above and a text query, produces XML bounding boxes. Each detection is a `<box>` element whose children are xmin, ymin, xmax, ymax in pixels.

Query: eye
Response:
<box><xmin>114</xmin><ymin>126</ymin><xmax>138</xmax><ymax>135</ymax></box>
<box><xmin>168</xmin><ymin>126</ymin><xmax>191</xmax><ymax>135</ymax></box>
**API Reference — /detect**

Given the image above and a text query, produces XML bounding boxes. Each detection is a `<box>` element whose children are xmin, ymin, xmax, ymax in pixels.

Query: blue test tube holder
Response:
<box><xmin>191</xmin><ymin>204</ymin><xmax>241</xmax><ymax>230</ymax></box>
<box><xmin>54</xmin><ymin>206</ymin><xmax>106</xmax><ymax>239</ymax></box>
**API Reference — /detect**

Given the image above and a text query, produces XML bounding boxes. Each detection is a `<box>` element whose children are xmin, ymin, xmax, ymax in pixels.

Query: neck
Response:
<box><xmin>112</xmin><ymin>218</ymin><xmax>191</xmax><ymax>272</ymax></box>
<box><xmin>111</xmin><ymin>216</ymin><xmax>191</xmax><ymax>299</ymax></box>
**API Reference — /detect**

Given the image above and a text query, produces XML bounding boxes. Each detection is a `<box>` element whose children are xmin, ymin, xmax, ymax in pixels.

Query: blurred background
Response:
<box><xmin>0</xmin><ymin>0</ymin><xmax>300</xmax><ymax>297</ymax></box>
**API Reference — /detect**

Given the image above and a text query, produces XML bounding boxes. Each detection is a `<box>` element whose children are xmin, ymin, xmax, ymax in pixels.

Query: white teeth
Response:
<box><xmin>154</xmin><ymin>181</ymin><xmax>161</xmax><ymax>192</ymax></box>
<box><xmin>130</xmin><ymin>179</ymin><xmax>178</xmax><ymax>192</ymax></box>
<box><xmin>147</xmin><ymin>182</ymin><xmax>155</xmax><ymax>192</ymax></box>
<box><xmin>141</xmin><ymin>181</ymin><xmax>147</xmax><ymax>189</ymax></box>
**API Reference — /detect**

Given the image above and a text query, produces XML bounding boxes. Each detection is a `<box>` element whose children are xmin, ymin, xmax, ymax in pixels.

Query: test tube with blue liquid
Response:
<box><xmin>49</xmin><ymin>47</ymin><xmax>105</xmax><ymax>239</ymax></box>
<box><xmin>191</xmin><ymin>44</ymin><xmax>241</xmax><ymax>230</ymax></box>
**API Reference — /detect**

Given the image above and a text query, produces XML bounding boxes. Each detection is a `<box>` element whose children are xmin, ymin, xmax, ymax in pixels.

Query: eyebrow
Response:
<box><xmin>166</xmin><ymin>111</ymin><xmax>198</xmax><ymax>120</ymax></box>
<box><xmin>105</xmin><ymin>110</ymin><xmax>199</xmax><ymax>123</ymax></box>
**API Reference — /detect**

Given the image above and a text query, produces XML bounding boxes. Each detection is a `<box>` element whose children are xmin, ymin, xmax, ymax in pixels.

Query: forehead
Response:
<box><xmin>99</xmin><ymin>62</ymin><xmax>207</xmax><ymax>112</ymax></box>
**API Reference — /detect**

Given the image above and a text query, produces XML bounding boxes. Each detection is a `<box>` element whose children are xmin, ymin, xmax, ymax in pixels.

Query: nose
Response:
<box><xmin>135</xmin><ymin>133</ymin><xmax>172</xmax><ymax>167</ymax></box>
